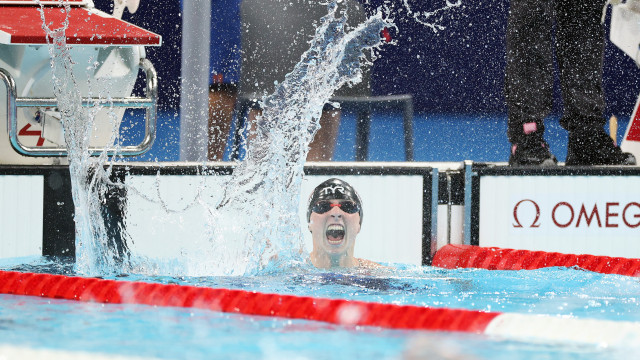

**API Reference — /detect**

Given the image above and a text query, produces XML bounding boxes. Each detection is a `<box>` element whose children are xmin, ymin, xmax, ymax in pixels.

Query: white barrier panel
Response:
<box><xmin>479</xmin><ymin>175</ymin><xmax>640</xmax><ymax>258</ymax></box>
<box><xmin>123</xmin><ymin>175</ymin><xmax>225</xmax><ymax>261</ymax></box>
<box><xmin>0</xmin><ymin>175</ymin><xmax>42</xmax><ymax>258</ymax></box>
<box><xmin>125</xmin><ymin>173</ymin><xmax>425</xmax><ymax>266</ymax></box>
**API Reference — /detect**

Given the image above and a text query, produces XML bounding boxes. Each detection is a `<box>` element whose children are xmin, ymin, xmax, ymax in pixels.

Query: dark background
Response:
<box><xmin>95</xmin><ymin>0</ymin><xmax>640</xmax><ymax>117</ymax></box>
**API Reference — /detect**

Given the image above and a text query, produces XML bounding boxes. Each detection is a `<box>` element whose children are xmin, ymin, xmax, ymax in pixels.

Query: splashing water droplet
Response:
<box><xmin>38</xmin><ymin>0</ymin><xmax>393</xmax><ymax>277</ymax></box>
<box><xmin>35</xmin><ymin>0</ymin><xmax>130</xmax><ymax>276</ymax></box>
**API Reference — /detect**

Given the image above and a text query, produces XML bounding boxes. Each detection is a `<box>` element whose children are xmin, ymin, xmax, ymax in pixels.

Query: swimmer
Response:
<box><xmin>307</xmin><ymin>178</ymin><xmax>381</xmax><ymax>269</ymax></box>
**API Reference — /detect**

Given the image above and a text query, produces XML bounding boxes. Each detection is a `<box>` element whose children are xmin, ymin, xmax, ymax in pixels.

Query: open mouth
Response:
<box><xmin>325</xmin><ymin>224</ymin><xmax>345</xmax><ymax>244</ymax></box>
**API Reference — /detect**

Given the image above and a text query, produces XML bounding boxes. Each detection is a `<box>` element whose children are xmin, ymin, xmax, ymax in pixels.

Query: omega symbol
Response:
<box><xmin>513</xmin><ymin>199</ymin><xmax>541</xmax><ymax>228</ymax></box>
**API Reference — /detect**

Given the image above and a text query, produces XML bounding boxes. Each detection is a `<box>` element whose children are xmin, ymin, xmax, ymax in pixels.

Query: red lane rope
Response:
<box><xmin>432</xmin><ymin>244</ymin><xmax>640</xmax><ymax>276</ymax></box>
<box><xmin>0</xmin><ymin>270</ymin><xmax>499</xmax><ymax>333</ymax></box>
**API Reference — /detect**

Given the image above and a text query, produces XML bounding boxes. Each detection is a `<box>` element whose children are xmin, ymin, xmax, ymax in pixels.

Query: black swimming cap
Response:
<box><xmin>307</xmin><ymin>178</ymin><xmax>363</xmax><ymax>224</ymax></box>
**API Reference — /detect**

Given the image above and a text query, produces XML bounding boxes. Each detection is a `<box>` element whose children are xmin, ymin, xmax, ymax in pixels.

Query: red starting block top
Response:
<box><xmin>0</xmin><ymin>0</ymin><xmax>89</xmax><ymax>4</ymax></box>
<box><xmin>0</xmin><ymin>4</ymin><xmax>161</xmax><ymax>46</ymax></box>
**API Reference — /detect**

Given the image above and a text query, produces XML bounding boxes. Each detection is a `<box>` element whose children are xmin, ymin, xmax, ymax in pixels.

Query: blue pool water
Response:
<box><xmin>1</xmin><ymin>258</ymin><xmax>639</xmax><ymax>359</ymax></box>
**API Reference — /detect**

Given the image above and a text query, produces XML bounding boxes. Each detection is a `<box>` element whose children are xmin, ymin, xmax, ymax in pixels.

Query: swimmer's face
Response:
<box><xmin>308</xmin><ymin>200</ymin><xmax>361</xmax><ymax>255</ymax></box>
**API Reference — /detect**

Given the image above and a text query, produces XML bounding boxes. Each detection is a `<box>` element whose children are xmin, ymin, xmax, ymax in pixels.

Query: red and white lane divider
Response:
<box><xmin>1</xmin><ymin>270</ymin><xmax>640</xmax><ymax>347</ymax></box>
<box><xmin>432</xmin><ymin>244</ymin><xmax>640</xmax><ymax>276</ymax></box>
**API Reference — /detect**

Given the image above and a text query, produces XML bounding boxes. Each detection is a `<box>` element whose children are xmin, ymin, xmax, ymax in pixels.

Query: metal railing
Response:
<box><xmin>232</xmin><ymin>94</ymin><xmax>414</xmax><ymax>161</ymax></box>
<box><xmin>1</xmin><ymin>58</ymin><xmax>157</xmax><ymax>157</ymax></box>
<box><xmin>331</xmin><ymin>94</ymin><xmax>414</xmax><ymax>161</ymax></box>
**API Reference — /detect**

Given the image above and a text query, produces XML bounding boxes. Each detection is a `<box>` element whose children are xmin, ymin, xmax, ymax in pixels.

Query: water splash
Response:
<box><xmin>125</xmin><ymin>0</ymin><xmax>459</xmax><ymax>276</ymax></box>
<box><xmin>36</xmin><ymin>1</ymin><xmax>128</xmax><ymax>276</ymax></box>
<box><xmin>180</xmin><ymin>3</ymin><xmax>391</xmax><ymax>275</ymax></box>
<box><xmin>401</xmin><ymin>0</ymin><xmax>461</xmax><ymax>32</ymax></box>
<box><xmin>360</xmin><ymin>0</ymin><xmax>461</xmax><ymax>32</ymax></box>
<box><xmin>36</xmin><ymin>0</ymin><xmax>459</xmax><ymax>277</ymax></box>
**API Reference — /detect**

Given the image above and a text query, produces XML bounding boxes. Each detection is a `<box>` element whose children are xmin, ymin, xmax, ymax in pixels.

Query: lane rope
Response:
<box><xmin>1</xmin><ymin>270</ymin><xmax>640</xmax><ymax>346</ymax></box>
<box><xmin>0</xmin><ymin>270</ymin><xmax>497</xmax><ymax>332</ymax></box>
<box><xmin>432</xmin><ymin>244</ymin><xmax>640</xmax><ymax>276</ymax></box>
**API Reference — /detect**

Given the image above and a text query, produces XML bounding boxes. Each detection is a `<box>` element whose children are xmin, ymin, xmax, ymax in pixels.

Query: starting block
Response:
<box><xmin>0</xmin><ymin>0</ymin><xmax>161</xmax><ymax>164</ymax></box>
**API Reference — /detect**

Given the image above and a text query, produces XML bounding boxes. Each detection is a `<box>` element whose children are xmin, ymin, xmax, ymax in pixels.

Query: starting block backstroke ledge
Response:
<box><xmin>0</xmin><ymin>0</ymin><xmax>161</xmax><ymax>163</ymax></box>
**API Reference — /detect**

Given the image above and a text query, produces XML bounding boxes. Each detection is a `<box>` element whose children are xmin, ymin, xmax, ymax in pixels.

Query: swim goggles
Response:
<box><xmin>311</xmin><ymin>200</ymin><xmax>360</xmax><ymax>215</ymax></box>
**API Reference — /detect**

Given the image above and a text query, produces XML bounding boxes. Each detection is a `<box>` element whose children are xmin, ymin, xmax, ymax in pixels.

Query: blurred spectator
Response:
<box><xmin>208</xmin><ymin>0</ymin><xmax>242</xmax><ymax>160</ymax></box>
<box><xmin>239</xmin><ymin>0</ymin><xmax>369</xmax><ymax>161</ymax></box>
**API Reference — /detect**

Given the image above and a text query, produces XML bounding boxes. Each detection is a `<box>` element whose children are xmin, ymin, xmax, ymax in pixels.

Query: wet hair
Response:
<box><xmin>307</xmin><ymin>178</ymin><xmax>363</xmax><ymax>224</ymax></box>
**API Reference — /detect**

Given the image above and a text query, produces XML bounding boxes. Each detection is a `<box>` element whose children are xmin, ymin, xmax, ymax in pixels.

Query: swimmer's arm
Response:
<box><xmin>356</xmin><ymin>258</ymin><xmax>388</xmax><ymax>269</ymax></box>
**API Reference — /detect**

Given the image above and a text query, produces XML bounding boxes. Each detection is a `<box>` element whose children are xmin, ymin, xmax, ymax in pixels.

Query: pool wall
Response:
<box><xmin>2</xmin><ymin>162</ymin><xmax>640</xmax><ymax>266</ymax></box>
<box><xmin>0</xmin><ymin>162</ymin><xmax>438</xmax><ymax>265</ymax></box>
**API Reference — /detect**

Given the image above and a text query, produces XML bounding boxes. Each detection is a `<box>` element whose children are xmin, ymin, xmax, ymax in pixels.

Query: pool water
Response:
<box><xmin>1</xmin><ymin>257</ymin><xmax>639</xmax><ymax>359</ymax></box>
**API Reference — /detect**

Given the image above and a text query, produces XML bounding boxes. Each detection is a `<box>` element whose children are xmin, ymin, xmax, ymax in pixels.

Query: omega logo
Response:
<box><xmin>513</xmin><ymin>199</ymin><xmax>541</xmax><ymax>228</ymax></box>
<box><xmin>512</xmin><ymin>200</ymin><xmax>640</xmax><ymax>229</ymax></box>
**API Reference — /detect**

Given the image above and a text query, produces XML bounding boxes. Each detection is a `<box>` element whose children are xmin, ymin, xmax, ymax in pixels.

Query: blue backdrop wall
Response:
<box><xmin>97</xmin><ymin>0</ymin><xmax>640</xmax><ymax>118</ymax></box>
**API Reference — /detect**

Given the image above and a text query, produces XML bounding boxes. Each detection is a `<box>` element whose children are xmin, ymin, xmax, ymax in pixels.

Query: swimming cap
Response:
<box><xmin>307</xmin><ymin>178</ymin><xmax>363</xmax><ymax>224</ymax></box>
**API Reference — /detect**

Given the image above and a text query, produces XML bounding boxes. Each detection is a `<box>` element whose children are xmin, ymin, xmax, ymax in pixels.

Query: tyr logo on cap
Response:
<box><xmin>319</xmin><ymin>185</ymin><xmax>345</xmax><ymax>196</ymax></box>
